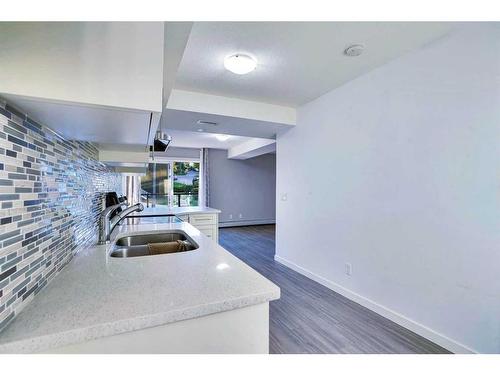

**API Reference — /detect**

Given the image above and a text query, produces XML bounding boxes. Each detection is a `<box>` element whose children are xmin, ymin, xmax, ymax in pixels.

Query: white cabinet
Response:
<box><xmin>197</xmin><ymin>226</ymin><xmax>217</xmax><ymax>241</ymax></box>
<box><xmin>189</xmin><ymin>214</ymin><xmax>216</xmax><ymax>226</ymax></box>
<box><xmin>181</xmin><ymin>212</ymin><xmax>219</xmax><ymax>243</ymax></box>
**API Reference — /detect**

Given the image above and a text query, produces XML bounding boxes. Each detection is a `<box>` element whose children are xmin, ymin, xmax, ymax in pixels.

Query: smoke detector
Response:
<box><xmin>344</xmin><ymin>44</ymin><xmax>364</xmax><ymax>57</ymax></box>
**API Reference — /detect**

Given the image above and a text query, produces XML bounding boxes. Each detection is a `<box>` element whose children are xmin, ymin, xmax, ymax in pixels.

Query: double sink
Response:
<box><xmin>110</xmin><ymin>231</ymin><xmax>199</xmax><ymax>258</ymax></box>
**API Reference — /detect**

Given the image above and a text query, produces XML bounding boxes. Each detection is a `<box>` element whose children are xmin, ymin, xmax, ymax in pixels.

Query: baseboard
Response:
<box><xmin>219</xmin><ymin>219</ymin><xmax>275</xmax><ymax>228</ymax></box>
<box><xmin>274</xmin><ymin>255</ymin><xmax>476</xmax><ymax>354</ymax></box>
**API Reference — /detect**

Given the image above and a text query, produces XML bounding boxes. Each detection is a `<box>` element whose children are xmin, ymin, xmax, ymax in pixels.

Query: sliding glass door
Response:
<box><xmin>173</xmin><ymin>161</ymin><xmax>200</xmax><ymax>207</ymax></box>
<box><xmin>140</xmin><ymin>160</ymin><xmax>199</xmax><ymax>208</ymax></box>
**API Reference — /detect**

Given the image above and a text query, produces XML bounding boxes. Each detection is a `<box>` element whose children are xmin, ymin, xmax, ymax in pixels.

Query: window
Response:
<box><xmin>173</xmin><ymin>161</ymin><xmax>200</xmax><ymax>207</ymax></box>
<box><xmin>140</xmin><ymin>160</ymin><xmax>200</xmax><ymax>207</ymax></box>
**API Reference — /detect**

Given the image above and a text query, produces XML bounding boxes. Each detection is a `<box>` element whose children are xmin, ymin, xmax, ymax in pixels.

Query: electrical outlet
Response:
<box><xmin>345</xmin><ymin>263</ymin><xmax>352</xmax><ymax>276</ymax></box>
<box><xmin>281</xmin><ymin>193</ymin><xmax>288</xmax><ymax>201</ymax></box>
<box><xmin>229</xmin><ymin>214</ymin><xmax>233</xmax><ymax>219</ymax></box>
<box><xmin>239</xmin><ymin>213</ymin><xmax>243</xmax><ymax>219</ymax></box>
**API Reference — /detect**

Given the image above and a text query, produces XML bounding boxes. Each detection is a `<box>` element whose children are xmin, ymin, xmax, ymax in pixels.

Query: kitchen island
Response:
<box><xmin>0</xmin><ymin>214</ymin><xmax>280</xmax><ymax>353</ymax></box>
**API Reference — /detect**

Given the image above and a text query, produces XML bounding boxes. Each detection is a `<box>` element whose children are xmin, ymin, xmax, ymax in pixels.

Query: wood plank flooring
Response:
<box><xmin>219</xmin><ymin>225</ymin><xmax>450</xmax><ymax>354</ymax></box>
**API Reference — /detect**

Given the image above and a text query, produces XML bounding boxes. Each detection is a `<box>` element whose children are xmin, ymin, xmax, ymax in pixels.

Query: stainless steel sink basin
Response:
<box><xmin>115</xmin><ymin>232</ymin><xmax>191</xmax><ymax>247</ymax></box>
<box><xmin>110</xmin><ymin>231</ymin><xmax>198</xmax><ymax>258</ymax></box>
<box><xmin>110</xmin><ymin>245</ymin><xmax>151</xmax><ymax>258</ymax></box>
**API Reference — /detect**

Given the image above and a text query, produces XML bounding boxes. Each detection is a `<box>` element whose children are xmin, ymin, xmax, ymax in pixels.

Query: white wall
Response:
<box><xmin>209</xmin><ymin>149</ymin><xmax>276</xmax><ymax>226</ymax></box>
<box><xmin>164</xmin><ymin>147</ymin><xmax>201</xmax><ymax>160</ymax></box>
<box><xmin>276</xmin><ymin>24</ymin><xmax>500</xmax><ymax>353</ymax></box>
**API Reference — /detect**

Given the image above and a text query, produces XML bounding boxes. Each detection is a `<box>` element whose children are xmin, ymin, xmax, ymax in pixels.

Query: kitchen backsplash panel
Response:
<box><xmin>0</xmin><ymin>100</ymin><xmax>121</xmax><ymax>332</ymax></box>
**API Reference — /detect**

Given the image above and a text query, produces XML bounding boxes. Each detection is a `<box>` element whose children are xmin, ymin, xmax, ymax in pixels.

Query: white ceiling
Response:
<box><xmin>97</xmin><ymin>128</ymin><xmax>258</xmax><ymax>150</ymax></box>
<box><xmin>163</xmin><ymin>129</ymin><xmax>255</xmax><ymax>149</ymax></box>
<box><xmin>175</xmin><ymin>22</ymin><xmax>454</xmax><ymax>107</ymax></box>
<box><xmin>162</xmin><ymin>107</ymin><xmax>291</xmax><ymax>139</ymax></box>
<box><xmin>0</xmin><ymin>22</ymin><xmax>455</xmax><ymax>154</ymax></box>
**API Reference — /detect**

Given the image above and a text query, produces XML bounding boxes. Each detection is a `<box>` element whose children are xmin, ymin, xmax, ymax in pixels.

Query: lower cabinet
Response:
<box><xmin>180</xmin><ymin>212</ymin><xmax>219</xmax><ymax>243</ymax></box>
<box><xmin>196</xmin><ymin>225</ymin><xmax>217</xmax><ymax>241</ymax></box>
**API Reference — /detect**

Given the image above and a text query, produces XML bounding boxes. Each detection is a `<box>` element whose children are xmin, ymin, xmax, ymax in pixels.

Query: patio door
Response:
<box><xmin>140</xmin><ymin>160</ymin><xmax>200</xmax><ymax>207</ymax></box>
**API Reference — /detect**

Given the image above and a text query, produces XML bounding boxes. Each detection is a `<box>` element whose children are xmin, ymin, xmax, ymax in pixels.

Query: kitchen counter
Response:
<box><xmin>0</xmin><ymin>221</ymin><xmax>280</xmax><ymax>353</ymax></box>
<box><xmin>135</xmin><ymin>206</ymin><xmax>221</xmax><ymax>216</ymax></box>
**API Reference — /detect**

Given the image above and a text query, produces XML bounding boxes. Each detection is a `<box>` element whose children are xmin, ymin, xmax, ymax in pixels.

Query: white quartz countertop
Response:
<box><xmin>0</xmin><ymin>221</ymin><xmax>279</xmax><ymax>353</ymax></box>
<box><xmin>136</xmin><ymin>206</ymin><xmax>221</xmax><ymax>216</ymax></box>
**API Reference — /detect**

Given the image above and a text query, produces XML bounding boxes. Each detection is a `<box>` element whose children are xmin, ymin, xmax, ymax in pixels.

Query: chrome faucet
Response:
<box><xmin>98</xmin><ymin>201</ymin><xmax>144</xmax><ymax>244</ymax></box>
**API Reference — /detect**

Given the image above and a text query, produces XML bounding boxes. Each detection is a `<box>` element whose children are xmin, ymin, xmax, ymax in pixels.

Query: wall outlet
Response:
<box><xmin>228</xmin><ymin>214</ymin><xmax>233</xmax><ymax>219</ymax></box>
<box><xmin>281</xmin><ymin>193</ymin><xmax>288</xmax><ymax>201</ymax></box>
<box><xmin>239</xmin><ymin>213</ymin><xmax>243</xmax><ymax>219</ymax></box>
<box><xmin>345</xmin><ymin>263</ymin><xmax>352</xmax><ymax>276</ymax></box>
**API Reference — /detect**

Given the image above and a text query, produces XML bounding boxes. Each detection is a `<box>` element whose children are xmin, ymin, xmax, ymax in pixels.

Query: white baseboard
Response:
<box><xmin>274</xmin><ymin>255</ymin><xmax>476</xmax><ymax>354</ymax></box>
<box><xmin>219</xmin><ymin>219</ymin><xmax>275</xmax><ymax>228</ymax></box>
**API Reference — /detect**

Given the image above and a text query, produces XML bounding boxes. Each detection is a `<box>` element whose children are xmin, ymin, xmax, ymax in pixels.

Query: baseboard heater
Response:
<box><xmin>219</xmin><ymin>219</ymin><xmax>275</xmax><ymax>228</ymax></box>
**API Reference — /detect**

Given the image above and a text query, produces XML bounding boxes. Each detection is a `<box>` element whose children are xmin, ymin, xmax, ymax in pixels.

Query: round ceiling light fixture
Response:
<box><xmin>344</xmin><ymin>44</ymin><xmax>364</xmax><ymax>57</ymax></box>
<box><xmin>224</xmin><ymin>54</ymin><xmax>257</xmax><ymax>75</ymax></box>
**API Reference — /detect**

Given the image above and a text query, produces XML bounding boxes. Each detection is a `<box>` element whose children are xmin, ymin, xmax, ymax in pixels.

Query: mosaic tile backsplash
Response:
<box><xmin>0</xmin><ymin>100</ymin><xmax>121</xmax><ymax>332</ymax></box>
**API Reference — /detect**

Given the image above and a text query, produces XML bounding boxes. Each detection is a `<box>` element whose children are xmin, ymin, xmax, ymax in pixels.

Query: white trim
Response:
<box><xmin>167</xmin><ymin>89</ymin><xmax>296</xmax><ymax>125</ymax></box>
<box><xmin>198</xmin><ymin>149</ymin><xmax>206</xmax><ymax>207</ymax></box>
<box><xmin>219</xmin><ymin>219</ymin><xmax>275</xmax><ymax>228</ymax></box>
<box><xmin>228</xmin><ymin>139</ymin><xmax>276</xmax><ymax>160</ymax></box>
<box><xmin>274</xmin><ymin>255</ymin><xmax>476</xmax><ymax>354</ymax></box>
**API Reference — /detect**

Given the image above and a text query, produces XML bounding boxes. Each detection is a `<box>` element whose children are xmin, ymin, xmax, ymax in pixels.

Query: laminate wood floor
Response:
<box><xmin>219</xmin><ymin>225</ymin><xmax>450</xmax><ymax>354</ymax></box>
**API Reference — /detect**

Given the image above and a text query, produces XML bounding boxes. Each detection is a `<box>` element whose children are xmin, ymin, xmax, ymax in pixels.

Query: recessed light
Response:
<box><xmin>224</xmin><ymin>54</ymin><xmax>257</xmax><ymax>75</ymax></box>
<box><xmin>197</xmin><ymin>120</ymin><xmax>218</xmax><ymax>126</ymax></box>
<box><xmin>215</xmin><ymin>134</ymin><xmax>231</xmax><ymax>141</ymax></box>
<box><xmin>197</xmin><ymin>128</ymin><xmax>204</xmax><ymax>132</ymax></box>
<box><xmin>344</xmin><ymin>44</ymin><xmax>364</xmax><ymax>57</ymax></box>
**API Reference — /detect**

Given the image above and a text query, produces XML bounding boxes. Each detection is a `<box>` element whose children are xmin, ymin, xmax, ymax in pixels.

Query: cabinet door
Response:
<box><xmin>189</xmin><ymin>214</ymin><xmax>216</xmax><ymax>226</ymax></box>
<box><xmin>196</xmin><ymin>225</ymin><xmax>216</xmax><ymax>240</ymax></box>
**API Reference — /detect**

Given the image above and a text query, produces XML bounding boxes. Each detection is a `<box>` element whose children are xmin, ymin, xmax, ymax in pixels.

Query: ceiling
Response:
<box><xmin>175</xmin><ymin>22</ymin><xmax>454</xmax><ymax>107</ymax></box>
<box><xmin>97</xmin><ymin>128</ymin><xmax>258</xmax><ymax>151</ymax></box>
<box><xmin>162</xmin><ymin>129</ymin><xmax>255</xmax><ymax>149</ymax></box>
<box><xmin>0</xmin><ymin>22</ymin><xmax>456</xmax><ymax>152</ymax></box>
<box><xmin>162</xmin><ymin>108</ymin><xmax>292</xmax><ymax>139</ymax></box>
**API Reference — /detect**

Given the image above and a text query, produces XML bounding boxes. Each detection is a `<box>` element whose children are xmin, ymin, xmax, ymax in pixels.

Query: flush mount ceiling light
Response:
<box><xmin>224</xmin><ymin>54</ymin><xmax>257</xmax><ymax>75</ymax></box>
<box><xmin>215</xmin><ymin>134</ymin><xmax>231</xmax><ymax>141</ymax></box>
<box><xmin>344</xmin><ymin>44</ymin><xmax>364</xmax><ymax>57</ymax></box>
